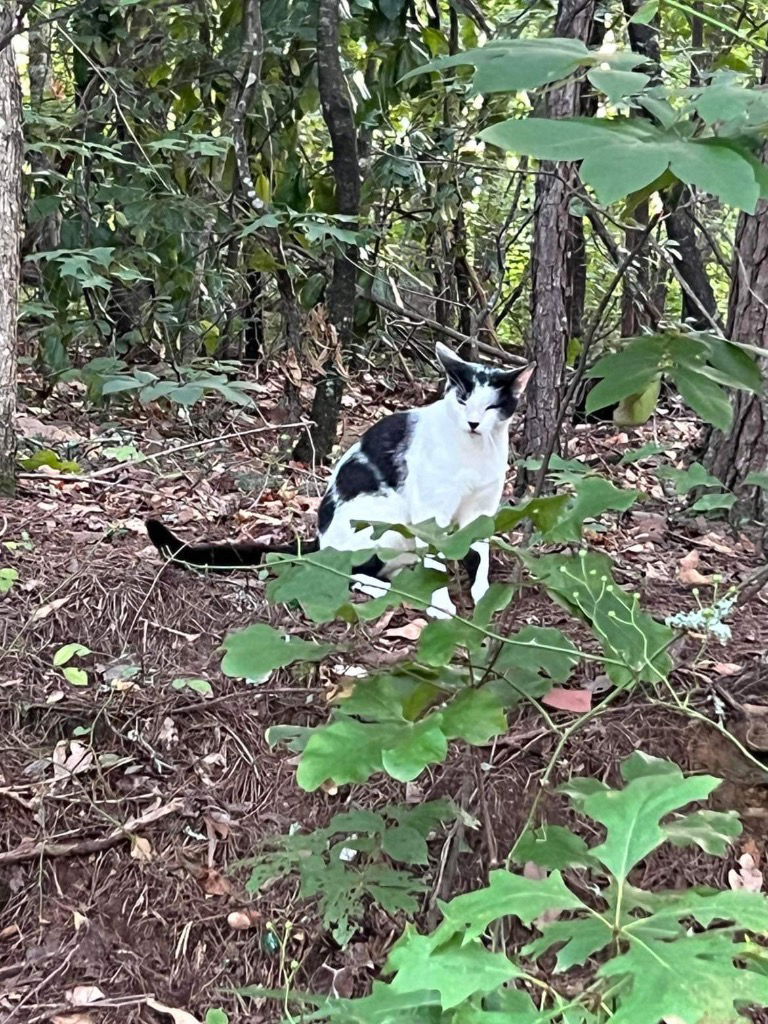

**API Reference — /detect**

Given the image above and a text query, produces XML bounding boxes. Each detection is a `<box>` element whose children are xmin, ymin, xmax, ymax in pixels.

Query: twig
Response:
<box><xmin>532</xmin><ymin>213</ymin><xmax>661</xmax><ymax>497</ymax></box>
<box><xmin>0</xmin><ymin>797</ymin><xmax>184</xmax><ymax>865</ymax></box>
<box><xmin>363</xmin><ymin>288</ymin><xmax>527</xmax><ymax>365</ymax></box>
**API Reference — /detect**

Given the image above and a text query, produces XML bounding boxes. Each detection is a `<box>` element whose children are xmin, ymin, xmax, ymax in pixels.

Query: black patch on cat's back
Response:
<box><xmin>335</xmin><ymin>456</ymin><xmax>381</xmax><ymax>502</ymax></box>
<box><xmin>318</xmin><ymin>491</ymin><xmax>335</xmax><ymax>534</ymax></box>
<box><xmin>359</xmin><ymin>412</ymin><xmax>413</xmax><ymax>490</ymax></box>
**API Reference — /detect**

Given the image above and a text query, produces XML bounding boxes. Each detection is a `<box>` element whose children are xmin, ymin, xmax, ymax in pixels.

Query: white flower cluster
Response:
<box><xmin>665</xmin><ymin>591</ymin><xmax>737</xmax><ymax>644</ymax></box>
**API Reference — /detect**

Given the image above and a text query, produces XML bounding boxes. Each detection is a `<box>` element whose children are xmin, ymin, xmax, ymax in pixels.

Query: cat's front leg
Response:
<box><xmin>468</xmin><ymin>540</ymin><xmax>490</xmax><ymax>604</ymax></box>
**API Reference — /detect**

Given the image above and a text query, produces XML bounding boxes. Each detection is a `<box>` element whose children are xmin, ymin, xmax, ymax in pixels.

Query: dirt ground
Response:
<box><xmin>2</xmin><ymin>370</ymin><xmax>768</xmax><ymax>1023</ymax></box>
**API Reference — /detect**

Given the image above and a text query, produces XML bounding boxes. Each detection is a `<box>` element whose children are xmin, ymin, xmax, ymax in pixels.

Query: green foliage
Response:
<box><xmin>252</xmin><ymin>752</ymin><xmax>766</xmax><ymax>1023</ymax></box>
<box><xmin>220</xmin><ymin>623</ymin><xmax>338</xmax><ymax>682</ymax></box>
<box><xmin>585</xmin><ymin>333</ymin><xmax>761</xmax><ymax>432</ymax></box>
<box><xmin>243</xmin><ymin>801</ymin><xmax>456</xmax><ymax>946</ymax></box>
<box><xmin>20</xmin><ymin>449</ymin><xmax>81</xmax><ymax>474</ymax></box>
<box><xmin>171</xmin><ymin>677</ymin><xmax>213</xmax><ymax>697</ymax></box>
<box><xmin>0</xmin><ymin>568</ymin><xmax>19</xmax><ymax>594</ymax></box>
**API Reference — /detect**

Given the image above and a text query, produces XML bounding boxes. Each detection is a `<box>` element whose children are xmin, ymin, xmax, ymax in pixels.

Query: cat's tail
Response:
<box><xmin>145</xmin><ymin>518</ymin><xmax>320</xmax><ymax>569</ymax></box>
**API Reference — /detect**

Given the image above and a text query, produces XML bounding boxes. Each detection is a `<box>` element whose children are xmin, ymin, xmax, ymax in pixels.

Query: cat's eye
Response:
<box><xmin>486</xmin><ymin>403</ymin><xmax>501</xmax><ymax>411</ymax></box>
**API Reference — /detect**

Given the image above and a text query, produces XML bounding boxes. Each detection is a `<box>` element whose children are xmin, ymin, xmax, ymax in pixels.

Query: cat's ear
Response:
<box><xmin>435</xmin><ymin>342</ymin><xmax>466</xmax><ymax>373</ymax></box>
<box><xmin>498</xmin><ymin>362</ymin><xmax>536</xmax><ymax>397</ymax></box>
<box><xmin>435</xmin><ymin>342</ymin><xmax>472</xmax><ymax>391</ymax></box>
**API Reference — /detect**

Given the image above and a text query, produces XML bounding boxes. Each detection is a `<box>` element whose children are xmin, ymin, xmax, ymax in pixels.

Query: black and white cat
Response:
<box><xmin>146</xmin><ymin>343</ymin><xmax>534</xmax><ymax>618</ymax></box>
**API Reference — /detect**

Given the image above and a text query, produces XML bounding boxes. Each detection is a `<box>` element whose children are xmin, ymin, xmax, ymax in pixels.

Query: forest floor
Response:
<box><xmin>2</xmin><ymin>363</ymin><xmax>768</xmax><ymax>1024</ymax></box>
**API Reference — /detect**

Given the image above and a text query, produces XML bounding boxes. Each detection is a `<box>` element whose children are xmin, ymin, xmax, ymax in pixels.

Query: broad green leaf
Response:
<box><xmin>389</xmin><ymin>932</ymin><xmax>521</xmax><ymax>1009</ymax></box>
<box><xmin>381</xmin><ymin>717</ymin><xmax>448</xmax><ymax>782</ymax></box>
<box><xmin>53</xmin><ymin>642</ymin><xmax>91</xmax><ymax>666</ymax></box>
<box><xmin>600</xmin><ymin>931</ymin><xmax>768</xmax><ymax>1024</ymax></box>
<box><xmin>628</xmin><ymin>886</ymin><xmax>768</xmax><ymax>934</ymax></box>
<box><xmin>220</xmin><ymin>623</ymin><xmax>337</xmax><ymax>680</ymax></box>
<box><xmin>587</xmin><ymin>68</ymin><xmax>650</xmax><ymax>102</ymax></box>
<box><xmin>512</xmin><ymin>824</ymin><xmax>594</xmax><ymax>870</ymax></box>
<box><xmin>544</xmin><ymin>477</ymin><xmax>639</xmax><ymax>543</ymax></box>
<box><xmin>205</xmin><ymin>1012</ymin><xmax>228</xmax><ymax>1024</ymax></box>
<box><xmin>690</xmin><ymin>492</ymin><xmax>737</xmax><ymax>512</ymax></box>
<box><xmin>674</xmin><ymin>364</ymin><xmax>733</xmax><ymax>432</ymax></box>
<box><xmin>266</xmin><ymin>547</ymin><xmax>356</xmax><ymax>621</ymax></box>
<box><xmin>581</xmin><ymin>768</ymin><xmax>721</xmax><ymax>881</ymax></box>
<box><xmin>297</xmin><ymin>719</ymin><xmax>390</xmax><ymax>790</ymax></box>
<box><xmin>381</xmin><ymin>825</ymin><xmax>429</xmax><ymax>865</ymax></box>
<box><xmin>659</xmin><ymin>461</ymin><xmax>723</xmax><ymax>493</ymax></box>
<box><xmin>524</xmin><ymin>915</ymin><xmax>612</xmax><ymax>972</ymax></box>
<box><xmin>20</xmin><ymin>449</ymin><xmax>81</xmax><ymax>473</ymax></box>
<box><xmin>491</xmin><ymin>625</ymin><xmax>581</xmax><ymax>695</ymax></box>
<box><xmin>436</xmin><ymin>869</ymin><xmax>584</xmax><ymax>944</ymax></box>
<box><xmin>613</xmin><ymin>376</ymin><xmax>662</xmax><ymax>426</ymax></box>
<box><xmin>630</xmin><ymin>0</ymin><xmax>659</xmax><ymax>24</ymax></box>
<box><xmin>746</xmin><ymin>471</ymin><xmax>768</xmax><ymax>490</ymax></box>
<box><xmin>439</xmin><ymin>687</ymin><xmax>507</xmax><ymax>744</ymax></box>
<box><xmin>664</xmin><ymin>809</ymin><xmax>741</xmax><ymax>855</ymax></box>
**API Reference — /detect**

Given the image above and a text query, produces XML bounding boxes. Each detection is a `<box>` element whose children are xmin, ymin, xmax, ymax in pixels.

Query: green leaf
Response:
<box><xmin>439</xmin><ymin>687</ymin><xmax>507</xmax><ymax>744</ymax></box>
<box><xmin>512</xmin><ymin>824</ymin><xmax>594</xmax><ymax>870</ymax></box>
<box><xmin>297</xmin><ymin>719</ymin><xmax>388</xmax><ymax>791</ymax></box>
<box><xmin>690</xmin><ymin>492</ymin><xmax>737</xmax><ymax>512</ymax></box>
<box><xmin>388</xmin><ymin>932</ymin><xmax>521</xmax><ymax>1009</ymax></box>
<box><xmin>381</xmin><ymin>717</ymin><xmax>448</xmax><ymax>782</ymax></box>
<box><xmin>20</xmin><ymin>449</ymin><xmax>81</xmax><ymax>473</ymax></box>
<box><xmin>630</xmin><ymin>0</ymin><xmax>659</xmax><ymax>24</ymax></box>
<box><xmin>613</xmin><ymin>376</ymin><xmax>662</xmax><ymax>426</ymax></box>
<box><xmin>63</xmin><ymin>666</ymin><xmax>89</xmax><ymax>686</ymax></box>
<box><xmin>382</xmin><ymin>825</ymin><xmax>429</xmax><ymax>865</ymax></box>
<box><xmin>664</xmin><ymin>809</ymin><xmax>741</xmax><ymax>855</ymax></box>
<box><xmin>674</xmin><ymin>364</ymin><xmax>733</xmax><ymax>432</ymax></box>
<box><xmin>0</xmin><ymin>568</ymin><xmax>19</xmax><ymax>593</ymax></box>
<box><xmin>544</xmin><ymin>477</ymin><xmax>639</xmax><ymax>543</ymax></box>
<box><xmin>587</xmin><ymin>68</ymin><xmax>650</xmax><ymax>102</ymax></box>
<box><xmin>491</xmin><ymin>625</ymin><xmax>581</xmax><ymax>696</ymax></box>
<box><xmin>599</xmin><ymin>931</ymin><xmax>768</xmax><ymax>1024</ymax></box>
<box><xmin>266</xmin><ymin>547</ymin><xmax>356</xmax><ymax>622</ymax></box>
<box><xmin>220</xmin><ymin>623</ymin><xmax>337</xmax><ymax>680</ymax></box>
<box><xmin>746</xmin><ymin>471</ymin><xmax>768</xmax><ymax>490</ymax></box>
<box><xmin>579</xmin><ymin>764</ymin><xmax>722</xmax><ymax>881</ymax></box>
<box><xmin>53</xmin><ymin>643</ymin><xmax>91</xmax><ymax>667</ymax></box>
<box><xmin>619</xmin><ymin>442</ymin><xmax>671</xmax><ymax>464</ymax></box>
<box><xmin>659</xmin><ymin>461</ymin><xmax>723</xmax><ymax>494</ymax></box>
<box><xmin>523</xmin><ymin>551</ymin><xmax>674</xmax><ymax>686</ymax></box>
<box><xmin>524</xmin><ymin>915</ymin><xmax>613</xmax><ymax>972</ymax></box>
<box><xmin>172</xmin><ymin>677</ymin><xmax>213</xmax><ymax>697</ymax></box>
<box><xmin>436</xmin><ymin>869</ymin><xmax>584</xmax><ymax>944</ymax></box>
<box><xmin>205</xmin><ymin>1011</ymin><xmax>229</xmax><ymax>1024</ymax></box>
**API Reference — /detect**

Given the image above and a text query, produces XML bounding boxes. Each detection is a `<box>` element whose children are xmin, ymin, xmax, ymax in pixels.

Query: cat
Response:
<box><xmin>145</xmin><ymin>342</ymin><xmax>534</xmax><ymax>618</ymax></box>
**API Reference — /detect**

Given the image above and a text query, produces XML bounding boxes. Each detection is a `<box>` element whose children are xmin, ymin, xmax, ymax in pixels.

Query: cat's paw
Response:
<box><xmin>427</xmin><ymin>589</ymin><xmax>456</xmax><ymax>620</ymax></box>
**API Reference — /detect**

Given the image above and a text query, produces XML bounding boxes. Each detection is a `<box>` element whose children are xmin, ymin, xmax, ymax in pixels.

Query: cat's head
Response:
<box><xmin>436</xmin><ymin>342</ymin><xmax>535</xmax><ymax>437</ymax></box>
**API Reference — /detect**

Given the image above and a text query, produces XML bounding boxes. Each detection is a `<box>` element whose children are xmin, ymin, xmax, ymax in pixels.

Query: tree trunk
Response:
<box><xmin>294</xmin><ymin>0</ymin><xmax>360</xmax><ymax>463</ymax></box>
<box><xmin>522</xmin><ymin>0</ymin><xmax>595</xmax><ymax>462</ymax></box>
<box><xmin>704</xmin><ymin>175</ymin><xmax>768</xmax><ymax>520</ymax></box>
<box><xmin>0</xmin><ymin>3</ymin><xmax>23</xmax><ymax>497</ymax></box>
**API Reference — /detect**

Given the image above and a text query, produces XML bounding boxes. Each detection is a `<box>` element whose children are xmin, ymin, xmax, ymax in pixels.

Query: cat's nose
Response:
<box><xmin>467</xmin><ymin>421</ymin><xmax>480</xmax><ymax>432</ymax></box>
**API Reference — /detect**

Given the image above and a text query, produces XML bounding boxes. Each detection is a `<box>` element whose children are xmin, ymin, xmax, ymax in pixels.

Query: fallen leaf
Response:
<box><xmin>712</xmin><ymin>662</ymin><xmax>743</xmax><ymax>677</ymax></box>
<box><xmin>385</xmin><ymin>618</ymin><xmax>428</xmax><ymax>641</ymax></box>
<box><xmin>542</xmin><ymin>688</ymin><xmax>592</xmax><ymax>713</ymax></box>
<box><xmin>198</xmin><ymin>868</ymin><xmax>233</xmax><ymax>896</ymax></box>
<box><xmin>130</xmin><ymin>836</ymin><xmax>153</xmax><ymax>862</ymax></box>
<box><xmin>728</xmin><ymin>853</ymin><xmax>763</xmax><ymax>892</ymax></box>
<box><xmin>66</xmin><ymin>986</ymin><xmax>105</xmax><ymax>1006</ymax></box>
<box><xmin>678</xmin><ymin>550</ymin><xmax>715</xmax><ymax>586</ymax></box>
<box><xmin>145</xmin><ymin>998</ymin><xmax>201</xmax><ymax>1024</ymax></box>
<box><xmin>31</xmin><ymin>596</ymin><xmax>70</xmax><ymax>620</ymax></box>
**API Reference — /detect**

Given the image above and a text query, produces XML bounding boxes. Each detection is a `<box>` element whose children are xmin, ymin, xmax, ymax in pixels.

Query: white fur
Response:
<box><xmin>318</xmin><ymin>345</ymin><xmax>533</xmax><ymax>619</ymax></box>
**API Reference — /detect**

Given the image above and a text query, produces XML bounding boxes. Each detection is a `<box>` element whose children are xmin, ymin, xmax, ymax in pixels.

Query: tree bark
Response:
<box><xmin>704</xmin><ymin>171</ymin><xmax>768</xmax><ymax>520</ymax></box>
<box><xmin>294</xmin><ymin>0</ymin><xmax>360</xmax><ymax>463</ymax></box>
<box><xmin>522</xmin><ymin>0</ymin><xmax>595</xmax><ymax>462</ymax></box>
<box><xmin>0</xmin><ymin>3</ymin><xmax>23</xmax><ymax>497</ymax></box>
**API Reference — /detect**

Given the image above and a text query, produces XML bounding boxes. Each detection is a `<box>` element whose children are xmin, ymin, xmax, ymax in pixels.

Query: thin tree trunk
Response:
<box><xmin>294</xmin><ymin>0</ymin><xmax>360</xmax><ymax>463</ymax></box>
<box><xmin>522</xmin><ymin>0</ymin><xmax>595</xmax><ymax>463</ymax></box>
<box><xmin>0</xmin><ymin>2</ymin><xmax>22</xmax><ymax>496</ymax></box>
<box><xmin>704</xmin><ymin>173</ymin><xmax>768</xmax><ymax>520</ymax></box>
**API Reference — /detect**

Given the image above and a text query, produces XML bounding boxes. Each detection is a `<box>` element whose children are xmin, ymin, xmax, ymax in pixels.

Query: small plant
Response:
<box><xmin>53</xmin><ymin>643</ymin><xmax>92</xmax><ymax>687</ymax></box>
<box><xmin>242</xmin><ymin>801</ymin><xmax>457</xmax><ymax>947</ymax></box>
<box><xmin>0</xmin><ymin>568</ymin><xmax>19</xmax><ymax>594</ymax></box>
<box><xmin>243</xmin><ymin>753</ymin><xmax>768</xmax><ymax>1023</ymax></box>
<box><xmin>666</xmin><ymin>581</ymin><xmax>738</xmax><ymax>645</ymax></box>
